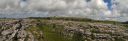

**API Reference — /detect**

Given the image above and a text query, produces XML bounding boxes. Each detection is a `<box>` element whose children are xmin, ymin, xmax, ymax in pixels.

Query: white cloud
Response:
<box><xmin>110</xmin><ymin>0</ymin><xmax>128</xmax><ymax>21</ymax></box>
<box><xmin>0</xmin><ymin>0</ymin><xmax>127</xmax><ymax>21</ymax></box>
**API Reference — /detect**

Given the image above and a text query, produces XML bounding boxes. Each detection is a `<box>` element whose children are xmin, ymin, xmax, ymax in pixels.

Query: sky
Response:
<box><xmin>103</xmin><ymin>0</ymin><xmax>112</xmax><ymax>10</ymax></box>
<box><xmin>0</xmin><ymin>0</ymin><xmax>127</xmax><ymax>22</ymax></box>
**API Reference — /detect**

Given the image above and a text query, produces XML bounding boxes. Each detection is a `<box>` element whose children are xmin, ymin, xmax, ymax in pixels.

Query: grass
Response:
<box><xmin>35</xmin><ymin>19</ymin><xmax>88</xmax><ymax>41</ymax></box>
<box><xmin>72</xmin><ymin>31</ymin><xmax>84</xmax><ymax>41</ymax></box>
<box><xmin>28</xmin><ymin>17</ymin><xmax>128</xmax><ymax>41</ymax></box>
<box><xmin>28</xmin><ymin>17</ymin><xmax>121</xmax><ymax>24</ymax></box>
<box><xmin>114</xmin><ymin>37</ymin><xmax>125</xmax><ymax>41</ymax></box>
<box><xmin>36</xmin><ymin>19</ymin><xmax>88</xmax><ymax>41</ymax></box>
<box><xmin>37</xmin><ymin>23</ymin><xmax>72</xmax><ymax>41</ymax></box>
<box><xmin>0</xmin><ymin>17</ymin><xmax>128</xmax><ymax>41</ymax></box>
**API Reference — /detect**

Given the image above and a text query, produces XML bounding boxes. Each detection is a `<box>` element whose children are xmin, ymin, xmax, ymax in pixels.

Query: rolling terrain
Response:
<box><xmin>0</xmin><ymin>17</ymin><xmax>128</xmax><ymax>41</ymax></box>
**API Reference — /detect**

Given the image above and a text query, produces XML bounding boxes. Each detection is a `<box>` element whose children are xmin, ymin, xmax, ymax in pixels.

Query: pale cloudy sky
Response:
<box><xmin>0</xmin><ymin>0</ymin><xmax>127</xmax><ymax>22</ymax></box>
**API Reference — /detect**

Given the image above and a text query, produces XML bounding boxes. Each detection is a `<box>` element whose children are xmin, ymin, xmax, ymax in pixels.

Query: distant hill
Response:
<box><xmin>122</xmin><ymin>21</ymin><xmax>128</xmax><ymax>24</ymax></box>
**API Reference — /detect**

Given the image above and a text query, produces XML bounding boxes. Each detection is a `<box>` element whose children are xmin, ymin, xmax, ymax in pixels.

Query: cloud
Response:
<box><xmin>0</xmin><ymin>0</ymin><xmax>127</xmax><ymax>22</ymax></box>
<box><xmin>26</xmin><ymin>0</ymin><xmax>87</xmax><ymax>11</ymax></box>
<box><xmin>110</xmin><ymin>0</ymin><xmax>128</xmax><ymax>21</ymax></box>
<box><xmin>0</xmin><ymin>0</ymin><xmax>20</xmax><ymax>9</ymax></box>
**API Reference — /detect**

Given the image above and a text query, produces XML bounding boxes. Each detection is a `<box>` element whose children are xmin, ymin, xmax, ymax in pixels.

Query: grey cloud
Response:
<box><xmin>0</xmin><ymin>0</ymin><xmax>127</xmax><ymax>22</ymax></box>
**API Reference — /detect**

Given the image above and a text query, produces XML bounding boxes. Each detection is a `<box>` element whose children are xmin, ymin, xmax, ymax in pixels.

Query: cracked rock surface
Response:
<box><xmin>0</xmin><ymin>18</ymin><xmax>128</xmax><ymax>41</ymax></box>
<box><xmin>0</xmin><ymin>19</ymin><xmax>43</xmax><ymax>41</ymax></box>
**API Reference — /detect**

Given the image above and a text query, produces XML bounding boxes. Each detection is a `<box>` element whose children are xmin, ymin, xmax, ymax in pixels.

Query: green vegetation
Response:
<box><xmin>37</xmin><ymin>23</ymin><xmax>72</xmax><ymax>41</ymax></box>
<box><xmin>114</xmin><ymin>37</ymin><xmax>125</xmax><ymax>41</ymax></box>
<box><xmin>27</xmin><ymin>26</ymin><xmax>44</xmax><ymax>41</ymax></box>
<box><xmin>0</xmin><ymin>17</ymin><xmax>128</xmax><ymax>41</ymax></box>
<box><xmin>28</xmin><ymin>17</ymin><xmax>121</xmax><ymax>24</ymax></box>
<box><xmin>122</xmin><ymin>24</ymin><xmax>128</xmax><ymax>28</ymax></box>
<box><xmin>91</xmin><ymin>29</ymin><xmax>100</xmax><ymax>33</ymax></box>
<box><xmin>72</xmin><ymin>31</ymin><xmax>84</xmax><ymax>41</ymax></box>
<box><xmin>35</xmin><ymin>19</ymin><xmax>86</xmax><ymax>41</ymax></box>
<box><xmin>27</xmin><ymin>17</ymin><xmax>128</xmax><ymax>41</ymax></box>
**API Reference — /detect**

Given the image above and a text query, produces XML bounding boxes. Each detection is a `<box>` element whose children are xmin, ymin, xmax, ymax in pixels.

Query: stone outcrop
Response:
<box><xmin>0</xmin><ymin>19</ymin><xmax>43</xmax><ymax>41</ymax></box>
<box><xmin>62</xmin><ymin>23</ymin><xmax>128</xmax><ymax>41</ymax></box>
<box><xmin>0</xmin><ymin>18</ymin><xmax>128</xmax><ymax>41</ymax></box>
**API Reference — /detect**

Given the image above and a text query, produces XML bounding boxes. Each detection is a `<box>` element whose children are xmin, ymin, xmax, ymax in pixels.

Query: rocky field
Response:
<box><xmin>0</xmin><ymin>17</ymin><xmax>128</xmax><ymax>41</ymax></box>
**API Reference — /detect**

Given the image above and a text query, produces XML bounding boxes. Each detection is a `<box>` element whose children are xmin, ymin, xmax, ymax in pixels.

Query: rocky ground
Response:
<box><xmin>0</xmin><ymin>19</ymin><xmax>43</xmax><ymax>41</ymax></box>
<box><xmin>0</xmin><ymin>17</ymin><xmax>127</xmax><ymax>41</ymax></box>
